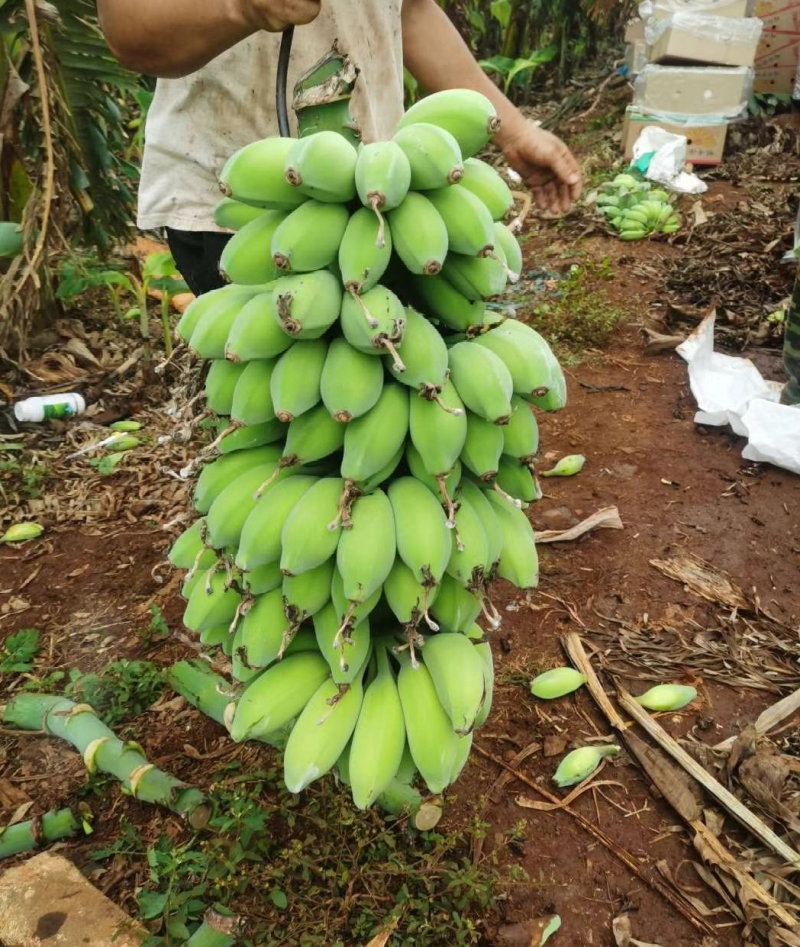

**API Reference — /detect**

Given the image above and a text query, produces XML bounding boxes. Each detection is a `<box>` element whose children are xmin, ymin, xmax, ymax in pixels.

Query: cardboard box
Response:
<box><xmin>626</xmin><ymin>39</ymin><xmax>649</xmax><ymax>76</ymax></box>
<box><xmin>634</xmin><ymin>65</ymin><xmax>753</xmax><ymax>116</ymax></box>
<box><xmin>625</xmin><ymin>18</ymin><xmax>646</xmax><ymax>42</ymax></box>
<box><xmin>647</xmin><ymin>0</ymin><xmax>753</xmax><ymax>18</ymax></box>
<box><xmin>755</xmin><ymin>0</ymin><xmax>800</xmax><ymax>34</ymax></box>
<box><xmin>754</xmin><ymin>0</ymin><xmax>800</xmax><ymax>91</ymax></box>
<box><xmin>622</xmin><ymin>106</ymin><xmax>729</xmax><ymax>164</ymax></box>
<box><xmin>647</xmin><ymin>13</ymin><xmax>764</xmax><ymax>66</ymax></box>
<box><xmin>754</xmin><ymin>31</ymin><xmax>800</xmax><ymax>89</ymax></box>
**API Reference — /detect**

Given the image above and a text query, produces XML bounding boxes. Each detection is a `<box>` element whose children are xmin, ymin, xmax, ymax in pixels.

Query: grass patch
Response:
<box><xmin>0</xmin><ymin>454</ymin><xmax>50</xmax><ymax>503</ymax></box>
<box><xmin>89</xmin><ymin>760</ymin><xmax>526</xmax><ymax>946</ymax></box>
<box><xmin>66</xmin><ymin>659</ymin><xmax>166</xmax><ymax>727</ymax></box>
<box><xmin>520</xmin><ymin>259</ymin><xmax>626</xmax><ymax>356</ymax></box>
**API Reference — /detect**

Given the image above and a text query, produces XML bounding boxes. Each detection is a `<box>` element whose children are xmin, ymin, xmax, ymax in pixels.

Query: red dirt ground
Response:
<box><xmin>1</xmin><ymin>169</ymin><xmax>797</xmax><ymax>946</ymax></box>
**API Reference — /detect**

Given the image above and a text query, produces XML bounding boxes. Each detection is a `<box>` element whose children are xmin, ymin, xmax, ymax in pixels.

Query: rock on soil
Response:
<box><xmin>0</xmin><ymin>853</ymin><xmax>144</xmax><ymax>947</ymax></box>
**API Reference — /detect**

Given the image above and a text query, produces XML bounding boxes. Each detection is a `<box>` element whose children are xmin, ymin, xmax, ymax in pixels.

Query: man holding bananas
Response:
<box><xmin>98</xmin><ymin>0</ymin><xmax>582</xmax><ymax>296</ymax></box>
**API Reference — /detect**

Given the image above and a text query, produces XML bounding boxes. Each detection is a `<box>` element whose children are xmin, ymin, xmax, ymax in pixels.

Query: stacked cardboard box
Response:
<box><xmin>754</xmin><ymin>0</ymin><xmax>800</xmax><ymax>94</ymax></box>
<box><xmin>622</xmin><ymin>0</ymin><xmax>764</xmax><ymax>164</ymax></box>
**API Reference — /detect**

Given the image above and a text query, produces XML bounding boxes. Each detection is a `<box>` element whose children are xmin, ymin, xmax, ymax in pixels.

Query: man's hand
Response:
<box><xmin>498</xmin><ymin>122</ymin><xmax>582</xmax><ymax>216</ymax></box>
<box><xmin>234</xmin><ymin>0</ymin><xmax>321</xmax><ymax>32</ymax></box>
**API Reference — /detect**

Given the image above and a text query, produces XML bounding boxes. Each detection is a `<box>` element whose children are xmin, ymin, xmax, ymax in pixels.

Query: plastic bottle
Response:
<box><xmin>13</xmin><ymin>393</ymin><xmax>86</xmax><ymax>423</ymax></box>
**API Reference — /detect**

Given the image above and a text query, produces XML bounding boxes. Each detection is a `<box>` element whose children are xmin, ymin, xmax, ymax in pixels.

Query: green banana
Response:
<box><xmin>406</xmin><ymin>443</ymin><xmax>461</xmax><ymax>518</ymax></box>
<box><xmin>313</xmin><ymin>601</ymin><xmax>372</xmax><ymax>684</ymax></box>
<box><xmin>459</xmin><ymin>158</ymin><xmax>513</xmax><ymax>220</ymax></box>
<box><xmin>408</xmin><ymin>378</ymin><xmax>467</xmax><ymax>523</ymax></box>
<box><xmin>387</xmin><ymin>306</ymin><xmax>449</xmax><ymax>401</ymax></box>
<box><xmin>242</xmin><ymin>562</ymin><xmax>283</xmax><ymax>595</ymax></box>
<box><xmin>168</xmin><ymin>517</ymin><xmax>211</xmax><ymax>570</ymax></box>
<box><xmin>340</xmin><ymin>284</ymin><xmax>407</xmax><ymax>371</ymax></box>
<box><xmin>429</xmin><ymin>573</ymin><xmax>481</xmax><ymax>633</ymax></box>
<box><xmin>213</xmin><ymin>197</ymin><xmax>268</xmax><ymax>231</ymax></box>
<box><xmin>239</xmin><ymin>587</ymin><xmax>299</xmax><ymax>669</ymax></box>
<box><xmin>206</xmin><ymin>460</ymin><xmax>293</xmax><ymax>549</ymax></box>
<box><xmin>219</xmin><ymin>211</ymin><xmax>287</xmax><ymax>284</ymax></box>
<box><xmin>441</xmin><ymin>251</ymin><xmax>507</xmax><ymax>301</ymax></box>
<box><xmin>496</xmin><ymin>456</ymin><xmax>539</xmax><ymax>504</ymax></box>
<box><xmin>284</xmin><ymin>131</ymin><xmax>358</xmax><ymax>203</ymax></box>
<box><xmin>458</xmin><ymin>479</ymin><xmax>502</xmax><ymax>577</ymax></box>
<box><xmin>236</xmin><ymin>475</ymin><xmax>319</xmax><ymax>570</ymax></box>
<box><xmin>178</xmin><ymin>284</ymin><xmax>256</xmax><ymax>343</ymax></box>
<box><xmin>271</xmin><ymin>201</ymin><xmax>350</xmax><ymax>273</ymax></box>
<box><xmin>386</xmin><ymin>192</ymin><xmax>448</xmax><ymax>276</ymax></box>
<box><xmin>426</xmin><ymin>185</ymin><xmax>495</xmax><ymax>257</ymax></box>
<box><xmin>193</xmin><ymin>445</ymin><xmax>283</xmax><ymax>514</ymax></box>
<box><xmin>219</xmin><ymin>136</ymin><xmax>307</xmax><ymax>209</ymax></box>
<box><xmin>258</xmin><ymin>404</ymin><xmax>344</xmax><ymax>491</ymax></box>
<box><xmin>493</xmin><ymin>223</ymin><xmax>523</xmax><ymax>277</ymax></box>
<box><xmin>269</xmin><ymin>340</ymin><xmax>327</xmax><ymax>422</ymax></box>
<box><xmin>320</xmin><ymin>337</ymin><xmax>384</xmax><ymax>423</ymax></box>
<box><xmin>460</xmin><ymin>411</ymin><xmax>504</xmax><ymax>481</ymax></box>
<box><xmin>198</xmin><ymin>624</ymin><xmax>229</xmax><ymax>648</ymax></box>
<box><xmin>271</xmin><ymin>270</ymin><xmax>343</xmax><ymax>339</ymax></box>
<box><xmin>282</xmin><ymin>558</ymin><xmax>334</xmax><ymax>626</ymax></box>
<box><xmin>183</xmin><ymin>567</ymin><xmax>241</xmax><ymax>633</ymax></box>
<box><xmin>388</xmin><ymin>476</ymin><xmax>452</xmax><ymax>589</ymax></box>
<box><xmin>469</xmin><ymin>624</ymin><xmax>494</xmax><ymax>729</ymax></box>
<box><xmin>485</xmin><ymin>490</ymin><xmax>539</xmax><ymax>589</ymax></box>
<box><xmin>330</xmin><ymin>567</ymin><xmax>382</xmax><ymax>633</ymax></box>
<box><xmin>230</xmin><ymin>358</ymin><xmax>277</xmax><ymax>426</ymax></box>
<box><xmin>189</xmin><ymin>292</ymin><xmax>251</xmax><ymax>360</ymax></box>
<box><xmin>336</xmin><ymin>489</ymin><xmax>396</xmax><ymax>605</ymax></box>
<box><xmin>448</xmin><ymin>341</ymin><xmax>513</xmax><ymax>424</ymax></box>
<box><xmin>354</xmin><ymin>141</ymin><xmax>411</xmax><ymax>245</ymax></box>
<box><xmin>280</xmin><ymin>478</ymin><xmax>345</xmax><ymax>576</ymax></box>
<box><xmin>384</xmin><ymin>557</ymin><xmax>439</xmax><ymax>631</ymax></box>
<box><xmin>446</xmin><ymin>493</ymin><xmax>489</xmax><ymax>592</ymax></box>
<box><xmin>422</xmin><ymin>633</ymin><xmax>485</xmax><ymax>735</ymax></box>
<box><xmin>340</xmin><ymin>382</ymin><xmax>409</xmax><ymax>485</ymax></box>
<box><xmin>396</xmin><ymin>89</ymin><xmax>500</xmax><ymax>159</ymax></box>
<box><xmin>283</xmin><ymin>674</ymin><xmax>364</xmax><ymax>793</ymax></box>
<box><xmin>338</xmin><ymin>207</ymin><xmax>392</xmax><ymax>296</ymax></box>
<box><xmin>503</xmin><ymin>396</ymin><xmax>539</xmax><ymax>462</ymax></box>
<box><xmin>397</xmin><ymin>655</ymin><xmax>459</xmax><ymax>794</ymax></box>
<box><xmin>224</xmin><ymin>291</ymin><xmax>293</xmax><ymax>362</ymax></box>
<box><xmin>392</xmin><ymin>122</ymin><xmax>464</xmax><ymax>190</ymax></box>
<box><xmin>205</xmin><ymin>359</ymin><xmax>246</xmax><ymax>415</ymax></box>
<box><xmin>349</xmin><ymin>640</ymin><xmax>406</xmax><ymax>809</ymax></box>
<box><xmin>217</xmin><ymin>419</ymin><xmax>284</xmax><ymax>454</ymax></box>
<box><xmin>471</xmin><ymin>320</ymin><xmax>564</xmax><ymax>407</ymax></box>
<box><xmin>409</xmin><ymin>274</ymin><xmax>486</xmax><ymax>332</ymax></box>
<box><xmin>229</xmin><ymin>652</ymin><xmax>329</xmax><ymax>742</ymax></box>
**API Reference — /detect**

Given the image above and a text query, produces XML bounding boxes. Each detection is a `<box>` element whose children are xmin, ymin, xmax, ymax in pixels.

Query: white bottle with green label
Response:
<box><xmin>14</xmin><ymin>393</ymin><xmax>86</xmax><ymax>423</ymax></box>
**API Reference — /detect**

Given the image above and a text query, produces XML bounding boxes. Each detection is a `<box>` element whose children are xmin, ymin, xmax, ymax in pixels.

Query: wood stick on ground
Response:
<box><xmin>616</xmin><ymin>687</ymin><xmax>800</xmax><ymax>870</ymax></box>
<box><xmin>472</xmin><ymin>742</ymin><xmax>714</xmax><ymax>936</ymax></box>
<box><xmin>562</xmin><ymin>632</ymin><xmax>799</xmax><ymax>927</ymax></box>
<box><xmin>714</xmin><ymin>687</ymin><xmax>800</xmax><ymax>752</ymax></box>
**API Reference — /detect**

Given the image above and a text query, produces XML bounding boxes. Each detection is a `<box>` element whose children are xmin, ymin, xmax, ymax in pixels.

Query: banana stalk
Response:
<box><xmin>168</xmin><ymin>660</ymin><xmax>237</xmax><ymax>730</ymax></box>
<box><xmin>0</xmin><ymin>808</ymin><xmax>83</xmax><ymax>860</ymax></box>
<box><xmin>3</xmin><ymin>695</ymin><xmax>210</xmax><ymax>828</ymax></box>
<box><xmin>186</xmin><ymin>906</ymin><xmax>245</xmax><ymax>947</ymax></box>
<box><xmin>292</xmin><ymin>44</ymin><xmax>360</xmax><ymax>144</ymax></box>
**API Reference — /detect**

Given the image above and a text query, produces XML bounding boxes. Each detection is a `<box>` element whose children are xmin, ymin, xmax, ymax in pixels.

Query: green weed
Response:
<box><xmin>90</xmin><ymin>760</ymin><xmax>526</xmax><ymax>947</ymax></box>
<box><xmin>66</xmin><ymin>659</ymin><xmax>165</xmax><ymax>727</ymax></box>
<box><xmin>0</xmin><ymin>628</ymin><xmax>40</xmax><ymax>673</ymax></box>
<box><xmin>139</xmin><ymin>604</ymin><xmax>170</xmax><ymax>647</ymax></box>
<box><xmin>522</xmin><ymin>259</ymin><xmax>626</xmax><ymax>354</ymax></box>
<box><xmin>0</xmin><ymin>456</ymin><xmax>49</xmax><ymax>503</ymax></box>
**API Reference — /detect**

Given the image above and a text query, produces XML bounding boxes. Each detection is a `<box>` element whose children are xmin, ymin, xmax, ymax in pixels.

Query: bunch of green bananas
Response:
<box><xmin>168</xmin><ymin>88</ymin><xmax>569</xmax><ymax>811</ymax></box>
<box><xmin>595</xmin><ymin>173</ymin><xmax>679</xmax><ymax>241</ymax></box>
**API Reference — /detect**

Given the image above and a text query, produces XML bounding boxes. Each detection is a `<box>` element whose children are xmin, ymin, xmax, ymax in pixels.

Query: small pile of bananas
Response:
<box><xmin>595</xmin><ymin>173</ymin><xmax>679</xmax><ymax>241</ymax></box>
<box><xmin>169</xmin><ymin>88</ymin><xmax>567</xmax><ymax>812</ymax></box>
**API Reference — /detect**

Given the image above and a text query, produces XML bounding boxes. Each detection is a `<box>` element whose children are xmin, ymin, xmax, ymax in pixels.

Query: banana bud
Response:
<box><xmin>553</xmin><ymin>745</ymin><xmax>620</xmax><ymax>788</ymax></box>
<box><xmin>541</xmin><ymin>454</ymin><xmax>586</xmax><ymax>478</ymax></box>
<box><xmin>1</xmin><ymin>522</ymin><xmax>44</xmax><ymax>543</ymax></box>
<box><xmin>634</xmin><ymin>684</ymin><xmax>697</xmax><ymax>712</ymax></box>
<box><xmin>530</xmin><ymin>667</ymin><xmax>586</xmax><ymax>699</ymax></box>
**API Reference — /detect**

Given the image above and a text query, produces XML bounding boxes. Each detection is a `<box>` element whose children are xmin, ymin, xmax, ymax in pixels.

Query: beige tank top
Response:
<box><xmin>137</xmin><ymin>1</ymin><xmax>404</xmax><ymax>232</ymax></box>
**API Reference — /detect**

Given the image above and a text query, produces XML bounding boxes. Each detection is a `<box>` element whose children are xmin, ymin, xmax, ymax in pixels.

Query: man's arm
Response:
<box><xmin>401</xmin><ymin>0</ymin><xmax>581</xmax><ymax>214</ymax></box>
<box><xmin>97</xmin><ymin>0</ymin><xmax>320</xmax><ymax>78</ymax></box>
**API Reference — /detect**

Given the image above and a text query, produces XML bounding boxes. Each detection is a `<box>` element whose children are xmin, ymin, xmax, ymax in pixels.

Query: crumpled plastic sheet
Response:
<box><xmin>632</xmin><ymin>126</ymin><xmax>709</xmax><ymax>194</ymax></box>
<box><xmin>677</xmin><ymin>312</ymin><xmax>800</xmax><ymax>475</ymax></box>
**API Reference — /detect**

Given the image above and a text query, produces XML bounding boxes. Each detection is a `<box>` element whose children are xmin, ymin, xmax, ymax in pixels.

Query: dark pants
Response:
<box><xmin>166</xmin><ymin>229</ymin><xmax>232</xmax><ymax>298</ymax></box>
<box><xmin>783</xmin><ymin>263</ymin><xmax>800</xmax><ymax>406</ymax></box>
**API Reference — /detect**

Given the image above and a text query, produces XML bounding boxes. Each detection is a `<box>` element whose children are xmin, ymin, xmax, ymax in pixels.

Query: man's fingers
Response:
<box><xmin>557</xmin><ymin>183</ymin><xmax>573</xmax><ymax>215</ymax></box>
<box><xmin>554</xmin><ymin>141</ymin><xmax>582</xmax><ymax>188</ymax></box>
<box><xmin>286</xmin><ymin>0</ymin><xmax>322</xmax><ymax>25</ymax></box>
<box><xmin>256</xmin><ymin>0</ymin><xmax>321</xmax><ymax>31</ymax></box>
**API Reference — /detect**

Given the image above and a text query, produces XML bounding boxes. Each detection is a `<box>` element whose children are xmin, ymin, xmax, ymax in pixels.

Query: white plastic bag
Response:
<box><xmin>632</xmin><ymin>126</ymin><xmax>708</xmax><ymax>194</ymax></box>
